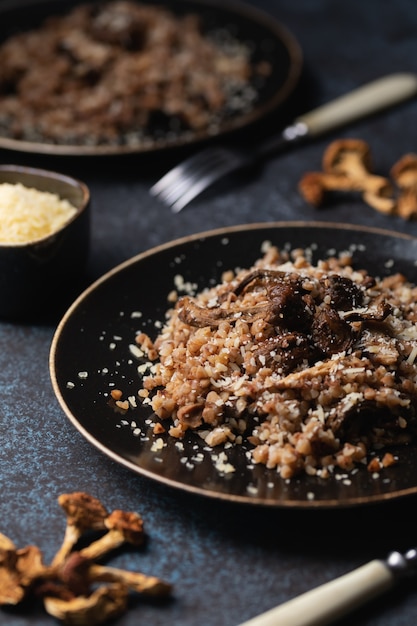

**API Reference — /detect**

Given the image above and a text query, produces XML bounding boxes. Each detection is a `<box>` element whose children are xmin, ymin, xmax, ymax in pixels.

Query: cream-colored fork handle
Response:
<box><xmin>238</xmin><ymin>559</ymin><xmax>394</xmax><ymax>626</ymax></box>
<box><xmin>296</xmin><ymin>72</ymin><xmax>417</xmax><ymax>137</ymax></box>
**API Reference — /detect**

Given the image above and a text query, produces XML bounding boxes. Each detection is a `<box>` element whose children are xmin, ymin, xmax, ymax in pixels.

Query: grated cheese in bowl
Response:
<box><xmin>0</xmin><ymin>182</ymin><xmax>78</xmax><ymax>244</ymax></box>
<box><xmin>0</xmin><ymin>164</ymin><xmax>90</xmax><ymax>320</ymax></box>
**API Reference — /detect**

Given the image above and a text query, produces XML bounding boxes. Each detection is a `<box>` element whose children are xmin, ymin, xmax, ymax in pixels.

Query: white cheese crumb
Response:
<box><xmin>151</xmin><ymin>437</ymin><xmax>166</xmax><ymax>452</ymax></box>
<box><xmin>129</xmin><ymin>344</ymin><xmax>144</xmax><ymax>359</ymax></box>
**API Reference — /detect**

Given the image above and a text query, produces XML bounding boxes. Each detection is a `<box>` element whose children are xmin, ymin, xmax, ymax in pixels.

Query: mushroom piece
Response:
<box><xmin>0</xmin><ymin>532</ymin><xmax>15</xmax><ymax>551</ymax></box>
<box><xmin>298</xmin><ymin>170</ymin><xmax>359</xmax><ymax>206</ymax></box>
<box><xmin>319</xmin><ymin>274</ymin><xmax>365</xmax><ymax>310</ymax></box>
<box><xmin>0</xmin><ymin>533</ymin><xmax>48</xmax><ymax>605</ymax></box>
<box><xmin>178</xmin><ymin>269</ymin><xmax>387</xmax><ymax>363</ymax></box>
<box><xmin>176</xmin><ymin>402</ymin><xmax>205</xmax><ymax>428</ymax></box>
<box><xmin>232</xmin><ymin>268</ymin><xmax>291</xmax><ymax>295</ymax></box>
<box><xmin>177</xmin><ymin>294</ymin><xmax>272</xmax><ymax>327</ymax></box>
<box><xmin>391</xmin><ymin>153</ymin><xmax>417</xmax><ymax>219</ymax></box>
<box><xmin>178</xmin><ymin>270</ymin><xmax>315</xmax><ymax>330</ymax></box>
<box><xmin>252</xmin><ymin>332</ymin><xmax>316</xmax><ymax>374</ymax></box>
<box><xmin>322</xmin><ymin>138</ymin><xmax>395</xmax><ymax>213</ymax></box>
<box><xmin>60</xmin><ymin>552</ymin><xmax>172</xmax><ymax>598</ymax></box>
<box><xmin>311</xmin><ymin>305</ymin><xmax>355</xmax><ymax>355</ymax></box>
<box><xmin>52</xmin><ymin>492</ymin><xmax>109</xmax><ymax>567</ymax></box>
<box><xmin>0</xmin><ymin>495</ymin><xmax>171</xmax><ymax>625</ymax></box>
<box><xmin>44</xmin><ymin>583</ymin><xmax>129</xmax><ymax>626</ymax></box>
<box><xmin>89</xmin><ymin>563</ymin><xmax>171</xmax><ymax>596</ymax></box>
<box><xmin>327</xmin><ymin>399</ymin><xmax>413</xmax><ymax>445</ymax></box>
<box><xmin>79</xmin><ymin>510</ymin><xmax>145</xmax><ymax>560</ymax></box>
<box><xmin>340</xmin><ymin>299</ymin><xmax>392</xmax><ymax>323</ymax></box>
<box><xmin>299</xmin><ymin>139</ymin><xmax>396</xmax><ymax>213</ymax></box>
<box><xmin>42</xmin><ymin>552</ymin><xmax>170</xmax><ymax>625</ymax></box>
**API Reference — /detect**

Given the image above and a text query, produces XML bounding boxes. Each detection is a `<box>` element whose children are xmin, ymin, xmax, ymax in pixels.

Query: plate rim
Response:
<box><xmin>52</xmin><ymin>220</ymin><xmax>417</xmax><ymax>311</ymax></box>
<box><xmin>0</xmin><ymin>0</ymin><xmax>303</xmax><ymax>156</ymax></box>
<box><xmin>50</xmin><ymin>221</ymin><xmax>417</xmax><ymax>508</ymax></box>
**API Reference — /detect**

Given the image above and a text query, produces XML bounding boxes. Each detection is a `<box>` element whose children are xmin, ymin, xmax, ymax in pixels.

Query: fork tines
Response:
<box><xmin>150</xmin><ymin>146</ymin><xmax>246</xmax><ymax>213</ymax></box>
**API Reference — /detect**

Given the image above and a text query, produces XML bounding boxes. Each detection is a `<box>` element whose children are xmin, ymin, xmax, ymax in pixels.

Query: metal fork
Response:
<box><xmin>150</xmin><ymin>73</ymin><xmax>417</xmax><ymax>213</ymax></box>
<box><xmin>150</xmin><ymin>129</ymin><xmax>305</xmax><ymax>213</ymax></box>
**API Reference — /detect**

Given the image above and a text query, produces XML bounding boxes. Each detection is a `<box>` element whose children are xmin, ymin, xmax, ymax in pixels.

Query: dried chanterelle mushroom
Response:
<box><xmin>390</xmin><ymin>152</ymin><xmax>417</xmax><ymax>219</ymax></box>
<box><xmin>299</xmin><ymin>139</ymin><xmax>417</xmax><ymax>221</ymax></box>
<box><xmin>52</xmin><ymin>492</ymin><xmax>109</xmax><ymax>567</ymax></box>
<box><xmin>0</xmin><ymin>492</ymin><xmax>172</xmax><ymax>625</ymax></box>
<box><xmin>299</xmin><ymin>138</ymin><xmax>396</xmax><ymax>214</ymax></box>
<box><xmin>0</xmin><ymin>533</ymin><xmax>48</xmax><ymax>605</ymax></box>
<box><xmin>44</xmin><ymin>583</ymin><xmax>129</xmax><ymax>626</ymax></box>
<box><xmin>80</xmin><ymin>509</ymin><xmax>145</xmax><ymax>560</ymax></box>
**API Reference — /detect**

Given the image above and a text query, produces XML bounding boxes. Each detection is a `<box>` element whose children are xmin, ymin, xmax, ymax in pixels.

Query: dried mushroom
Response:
<box><xmin>60</xmin><ymin>552</ymin><xmax>171</xmax><ymax>597</ymax></box>
<box><xmin>299</xmin><ymin>139</ymin><xmax>417</xmax><ymax>221</ymax></box>
<box><xmin>322</xmin><ymin>139</ymin><xmax>395</xmax><ymax>213</ymax></box>
<box><xmin>80</xmin><ymin>509</ymin><xmax>145</xmax><ymax>560</ymax></box>
<box><xmin>299</xmin><ymin>138</ymin><xmax>395</xmax><ymax>213</ymax></box>
<box><xmin>52</xmin><ymin>492</ymin><xmax>109</xmax><ymax>566</ymax></box>
<box><xmin>0</xmin><ymin>534</ymin><xmax>48</xmax><ymax>605</ymax></box>
<box><xmin>44</xmin><ymin>584</ymin><xmax>129</xmax><ymax>626</ymax></box>
<box><xmin>391</xmin><ymin>153</ymin><xmax>417</xmax><ymax>219</ymax></box>
<box><xmin>0</xmin><ymin>493</ymin><xmax>171</xmax><ymax>625</ymax></box>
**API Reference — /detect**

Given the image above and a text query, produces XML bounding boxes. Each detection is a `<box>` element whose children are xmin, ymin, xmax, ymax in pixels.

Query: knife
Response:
<box><xmin>238</xmin><ymin>547</ymin><xmax>417</xmax><ymax>626</ymax></box>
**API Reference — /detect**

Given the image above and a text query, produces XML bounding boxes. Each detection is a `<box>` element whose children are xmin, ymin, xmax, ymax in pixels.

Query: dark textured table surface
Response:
<box><xmin>1</xmin><ymin>1</ymin><xmax>417</xmax><ymax>625</ymax></box>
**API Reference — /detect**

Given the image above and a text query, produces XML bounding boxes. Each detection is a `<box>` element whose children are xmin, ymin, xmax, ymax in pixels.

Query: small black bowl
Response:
<box><xmin>0</xmin><ymin>164</ymin><xmax>90</xmax><ymax>322</ymax></box>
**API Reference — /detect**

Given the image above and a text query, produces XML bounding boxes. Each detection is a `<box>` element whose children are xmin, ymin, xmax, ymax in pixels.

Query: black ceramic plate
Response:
<box><xmin>50</xmin><ymin>222</ymin><xmax>417</xmax><ymax>507</ymax></box>
<box><xmin>0</xmin><ymin>0</ymin><xmax>302</xmax><ymax>156</ymax></box>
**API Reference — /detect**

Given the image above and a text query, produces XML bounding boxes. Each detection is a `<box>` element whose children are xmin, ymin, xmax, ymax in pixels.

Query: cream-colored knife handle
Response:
<box><xmin>238</xmin><ymin>559</ymin><xmax>395</xmax><ymax>626</ymax></box>
<box><xmin>296</xmin><ymin>72</ymin><xmax>417</xmax><ymax>137</ymax></box>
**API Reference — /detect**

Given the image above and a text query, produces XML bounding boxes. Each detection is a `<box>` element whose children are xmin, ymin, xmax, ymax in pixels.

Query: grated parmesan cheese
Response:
<box><xmin>0</xmin><ymin>182</ymin><xmax>77</xmax><ymax>244</ymax></box>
